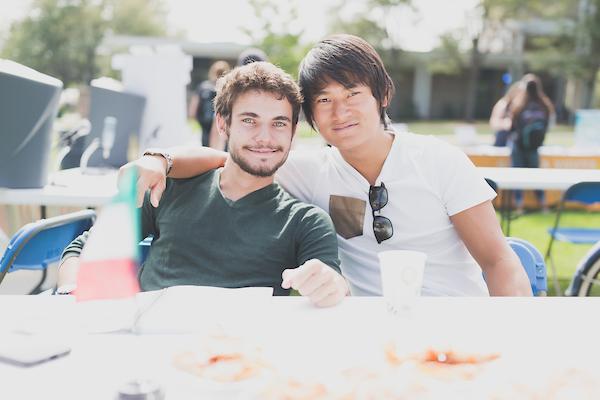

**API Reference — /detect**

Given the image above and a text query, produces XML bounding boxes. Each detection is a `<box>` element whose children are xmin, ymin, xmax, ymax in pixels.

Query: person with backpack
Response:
<box><xmin>189</xmin><ymin>51</ymin><xmax>268</xmax><ymax>150</ymax></box>
<box><xmin>188</xmin><ymin>60</ymin><xmax>231</xmax><ymax>147</ymax></box>
<box><xmin>489</xmin><ymin>83</ymin><xmax>522</xmax><ymax>147</ymax></box>
<box><xmin>510</xmin><ymin>74</ymin><xmax>555</xmax><ymax>213</ymax></box>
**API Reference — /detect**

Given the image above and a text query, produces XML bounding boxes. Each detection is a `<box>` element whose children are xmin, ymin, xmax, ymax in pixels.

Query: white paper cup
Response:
<box><xmin>378</xmin><ymin>250</ymin><xmax>427</xmax><ymax>315</ymax></box>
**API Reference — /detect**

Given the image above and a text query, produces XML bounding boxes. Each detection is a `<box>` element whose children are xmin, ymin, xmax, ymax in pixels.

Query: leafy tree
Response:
<box><xmin>573</xmin><ymin>0</ymin><xmax>600</xmax><ymax>108</ymax></box>
<box><xmin>1</xmin><ymin>0</ymin><xmax>106</xmax><ymax>86</ymax></box>
<box><xmin>104</xmin><ymin>0</ymin><xmax>167</xmax><ymax>37</ymax></box>
<box><xmin>327</xmin><ymin>0</ymin><xmax>414</xmax><ymax>119</ymax></box>
<box><xmin>1</xmin><ymin>0</ymin><xmax>168</xmax><ymax>86</ymax></box>
<box><xmin>428</xmin><ymin>2</ymin><xmax>532</xmax><ymax>121</ymax></box>
<box><xmin>241</xmin><ymin>0</ymin><xmax>312</xmax><ymax>78</ymax></box>
<box><xmin>477</xmin><ymin>0</ymin><xmax>598</xmax><ymax>110</ymax></box>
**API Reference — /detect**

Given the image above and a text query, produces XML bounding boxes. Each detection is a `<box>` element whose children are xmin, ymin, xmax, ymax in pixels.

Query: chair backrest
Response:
<box><xmin>507</xmin><ymin>237</ymin><xmax>548</xmax><ymax>295</ymax></box>
<box><xmin>0</xmin><ymin>210</ymin><xmax>96</xmax><ymax>284</ymax></box>
<box><xmin>139</xmin><ymin>236</ymin><xmax>153</xmax><ymax>264</ymax></box>
<box><xmin>485</xmin><ymin>178</ymin><xmax>498</xmax><ymax>193</ymax></box>
<box><xmin>563</xmin><ymin>182</ymin><xmax>600</xmax><ymax>205</ymax></box>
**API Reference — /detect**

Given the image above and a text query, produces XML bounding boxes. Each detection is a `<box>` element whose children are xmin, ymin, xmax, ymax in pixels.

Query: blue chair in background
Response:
<box><xmin>545</xmin><ymin>182</ymin><xmax>600</xmax><ymax>294</ymax></box>
<box><xmin>0</xmin><ymin>210</ymin><xmax>96</xmax><ymax>294</ymax></box>
<box><xmin>507</xmin><ymin>237</ymin><xmax>547</xmax><ymax>296</ymax></box>
<box><xmin>139</xmin><ymin>236</ymin><xmax>153</xmax><ymax>264</ymax></box>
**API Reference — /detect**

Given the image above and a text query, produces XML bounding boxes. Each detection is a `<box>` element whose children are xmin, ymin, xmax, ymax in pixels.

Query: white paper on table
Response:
<box><xmin>132</xmin><ymin>285</ymin><xmax>274</xmax><ymax>334</ymax></box>
<box><xmin>8</xmin><ymin>286</ymin><xmax>273</xmax><ymax>335</ymax></box>
<box><xmin>74</xmin><ymin>298</ymin><xmax>138</xmax><ymax>333</ymax></box>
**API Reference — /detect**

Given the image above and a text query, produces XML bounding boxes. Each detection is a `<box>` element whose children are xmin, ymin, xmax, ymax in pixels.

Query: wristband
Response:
<box><xmin>143</xmin><ymin>149</ymin><xmax>174</xmax><ymax>176</ymax></box>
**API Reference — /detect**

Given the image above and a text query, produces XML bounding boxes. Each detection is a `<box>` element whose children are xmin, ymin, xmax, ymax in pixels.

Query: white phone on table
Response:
<box><xmin>0</xmin><ymin>341</ymin><xmax>71</xmax><ymax>367</ymax></box>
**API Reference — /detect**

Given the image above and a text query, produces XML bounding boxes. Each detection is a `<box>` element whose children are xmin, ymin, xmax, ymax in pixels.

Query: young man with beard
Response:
<box><xmin>115</xmin><ymin>35</ymin><xmax>531</xmax><ymax>297</ymax></box>
<box><xmin>56</xmin><ymin>62</ymin><xmax>348</xmax><ymax>307</ymax></box>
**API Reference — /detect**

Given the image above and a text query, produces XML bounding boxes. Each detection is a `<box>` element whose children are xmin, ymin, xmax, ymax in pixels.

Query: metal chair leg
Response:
<box><xmin>28</xmin><ymin>269</ymin><xmax>48</xmax><ymax>295</ymax></box>
<box><xmin>547</xmin><ymin>254</ymin><xmax>562</xmax><ymax>296</ymax></box>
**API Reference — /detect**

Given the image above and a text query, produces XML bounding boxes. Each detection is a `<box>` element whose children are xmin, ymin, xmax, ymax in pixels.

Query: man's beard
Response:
<box><xmin>229</xmin><ymin>144</ymin><xmax>289</xmax><ymax>177</ymax></box>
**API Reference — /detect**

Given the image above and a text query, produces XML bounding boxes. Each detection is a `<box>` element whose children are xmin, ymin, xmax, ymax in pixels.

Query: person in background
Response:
<box><xmin>199</xmin><ymin>49</ymin><xmax>269</xmax><ymax>150</ymax></box>
<box><xmin>510</xmin><ymin>73</ymin><xmax>555</xmax><ymax>214</ymax></box>
<box><xmin>237</xmin><ymin>47</ymin><xmax>268</xmax><ymax>66</ymax></box>
<box><xmin>188</xmin><ymin>60</ymin><xmax>231</xmax><ymax>147</ymax></box>
<box><xmin>204</xmin><ymin>48</ymin><xmax>269</xmax><ymax>151</ymax></box>
<box><xmin>489</xmin><ymin>83</ymin><xmax>522</xmax><ymax>147</ymax></box>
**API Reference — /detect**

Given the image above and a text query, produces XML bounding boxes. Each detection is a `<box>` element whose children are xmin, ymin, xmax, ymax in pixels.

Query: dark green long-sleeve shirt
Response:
<box><xmin>62</xmin><ymin>169</ymin><xmax>340</xmax><ymax>295</ymax></box>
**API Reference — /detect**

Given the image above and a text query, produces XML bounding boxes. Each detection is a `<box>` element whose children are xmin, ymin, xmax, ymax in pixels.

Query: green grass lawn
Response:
<box><xmin>404</xmin><ymin>120</ymin><xmax>572</xmax><ymax>136</ymax></box>
<box><xmin>405</xmin><ymin>120</ymin><xmax>575</xmax><ymax>147</ymax></box>
<box><xmin>500</xmin><ymin>210</ymin><xmax>600</xmax><ymax>296</ymax></box>
<box><xmin>296</xmin><ymin>119</ymin><xmax>576</xmax><ymax>146</ymax></box>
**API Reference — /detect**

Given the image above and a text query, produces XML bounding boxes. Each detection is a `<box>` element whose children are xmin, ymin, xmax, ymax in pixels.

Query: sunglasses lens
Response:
<box><xmin>373</xmin><ymin>216</ymin><xmax>393</xmax><ymax>244</ymax></box>
<box><xmin>370</xmin><ymin>183</ymin><xmax>393</xmax><ymax>243</ymax></box>
<box><xmin>369</xmin><ymin>185</ymin><xmax>388</xmax><ymax>211</ymax></box>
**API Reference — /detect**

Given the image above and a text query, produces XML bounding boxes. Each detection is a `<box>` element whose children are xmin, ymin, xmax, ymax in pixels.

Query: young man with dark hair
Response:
<box><xmin>57</xmin><ymin>62</ymin><xmax>348</xmax><ymax>307</ymax></box>
<box><xmin>119</xmin><ymin>35</ymin><xmax>531</xmax><ymax>297</ymax></box>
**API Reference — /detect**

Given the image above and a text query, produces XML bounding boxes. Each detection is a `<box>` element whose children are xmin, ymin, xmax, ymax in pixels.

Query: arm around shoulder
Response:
<box><xmin>155</xmin><ymin>145</ymin><xmax>227</xmax><ymax>179</ymax></box>
<box><xmin>120</xmin><ymin>146</ymin><xmax>228</xmax><ymax>208</ymax></box>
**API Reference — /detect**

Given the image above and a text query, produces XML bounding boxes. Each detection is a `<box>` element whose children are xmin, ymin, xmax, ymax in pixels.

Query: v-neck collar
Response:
<box><xmin>330</xmin><ymin>129</ymin><xmax>400</xmax><ymax>191</ymax></box>
<box><xmin>215</xmin><ymin>169</ymin><xmax>280</xmax><ymax>208</ymax></box>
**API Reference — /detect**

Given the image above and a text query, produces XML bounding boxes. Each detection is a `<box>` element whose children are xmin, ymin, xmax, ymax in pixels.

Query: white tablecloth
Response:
<box><xmin>1</xmin><ymin>296</ymin><xmax>599</xmax><ymax>399</ymax></box>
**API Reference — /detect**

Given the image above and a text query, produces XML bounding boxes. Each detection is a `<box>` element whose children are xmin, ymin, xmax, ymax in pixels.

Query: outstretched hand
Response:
<box><xmin>282</xmin><ymin>259</ymin><xmax>348</xmax><ymax>308</ymax></box>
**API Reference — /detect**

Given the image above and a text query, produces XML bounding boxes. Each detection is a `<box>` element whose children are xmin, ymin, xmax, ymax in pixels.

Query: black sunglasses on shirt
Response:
<box><xmin>368</xmin><ymin>182</ymin><xmax>393</xmax><ymax>244</ymax></box>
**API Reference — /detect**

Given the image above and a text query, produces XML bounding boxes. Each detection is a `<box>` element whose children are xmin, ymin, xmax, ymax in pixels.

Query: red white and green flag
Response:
<box><xmin>75</xmin><ymin>169</ymin><xmax>141</xmax><ymax>301</ymax></box>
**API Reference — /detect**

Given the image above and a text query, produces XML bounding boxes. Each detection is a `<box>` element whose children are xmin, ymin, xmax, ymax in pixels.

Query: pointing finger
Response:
<box><xmin>281</xmin><ymin>268</ymin><xmax>294</xmax><ymax>289</ymax></box>
<box><xmin>150</xmin><ymin>180</ymin><xmax>166</xmax><ymax>208</ymax></box>
<box><xmin>286</xmin><ymin>261</ymin><xmax>321</xmax><ymax>290</ymax></box>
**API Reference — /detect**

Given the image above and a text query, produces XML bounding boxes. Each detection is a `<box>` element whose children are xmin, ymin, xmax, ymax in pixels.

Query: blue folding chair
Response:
<box><xmin>507</xmin><ymin>237</ymin><xmax>547</xmax><ymax>296</ymax></box>
<box><xmin>139</xmin><ymin>236</ymin><xmax>153</xmax><ymax>264</ymax></box>
<box><xmin>0</xmin><ymin>210</ymin><xmax>96</xmax><ymax>294</ymax></box>
<box><xmin>545</xmin><ymin>182</ymin><xmax>600</xmax><ymax>294</ymax></box>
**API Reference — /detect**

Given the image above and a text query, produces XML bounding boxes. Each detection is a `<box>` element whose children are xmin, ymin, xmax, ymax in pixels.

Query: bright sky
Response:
<box><xmin>1</xmin><ymin>0</ymin><xmax>479</xmax><ymax>52</ymax></box>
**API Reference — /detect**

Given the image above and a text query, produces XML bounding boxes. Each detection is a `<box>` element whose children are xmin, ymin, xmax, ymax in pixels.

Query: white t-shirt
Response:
<box><xmin>277</xmin><ymin>131</ymin><xmax>496</xmax><ymax>296</ymax></box>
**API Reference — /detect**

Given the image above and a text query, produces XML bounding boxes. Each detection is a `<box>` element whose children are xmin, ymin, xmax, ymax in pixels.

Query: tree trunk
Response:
<box><xmin>464</xmin><ymin>37</ymin><xmax>481</xmax><ymax>122</ymax></box>
<box><xmin>582</xmin><ymin>66</ymin><xmax>598</xmax><ymax>108</ymax></box>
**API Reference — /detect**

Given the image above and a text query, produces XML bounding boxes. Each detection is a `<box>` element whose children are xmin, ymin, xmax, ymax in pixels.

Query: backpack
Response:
<box><xmin>195</xmin><ymin>81</ymin><xmax>217</xmax><ymax>125</ymax></box>
<box><xmin>514</xmin><ymin>101</ymin><xmax>549</xmax><ymax>150</ymax></box>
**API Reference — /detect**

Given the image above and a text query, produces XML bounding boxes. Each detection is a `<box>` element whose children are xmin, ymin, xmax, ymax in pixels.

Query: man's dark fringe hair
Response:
<box><xmin>214</xmin><ymin>61</ymin><xmax>303</xmax><ymax>127</ymax></box>
<box><xmin>299</xmin><ymin>34</ymin><xmax>395</xmax><ymax>130</ymax></box>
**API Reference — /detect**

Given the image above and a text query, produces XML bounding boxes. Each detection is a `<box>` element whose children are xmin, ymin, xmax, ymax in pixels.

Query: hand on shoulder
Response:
<box><xmin>118</xmin><ymin>154</ymin><xmax>168</xmax><ymax>208</ymax></box>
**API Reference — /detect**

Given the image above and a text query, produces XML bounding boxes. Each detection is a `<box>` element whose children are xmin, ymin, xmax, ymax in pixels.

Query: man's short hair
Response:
<box><xmin>214</xmin><ymin>62</ymin><xmax>303</xmax><ymax>127</ymax></box>
<box><xmin>299</xmin><ymin>34</ymin><xmax>395</xmax><ymax>129</ymax></box>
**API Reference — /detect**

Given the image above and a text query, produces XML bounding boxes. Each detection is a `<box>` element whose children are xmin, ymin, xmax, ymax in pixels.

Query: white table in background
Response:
<box><xmin>0</xmin><ymin>168</ymin><xmax>117</xmax><ymax>251</ymax></box>
<box><xmin>0</xmin><ymin>168</ymin><xmax>117</xmax><ymax>208</ymax></box>
<box><xmin>478</xmin><ymin>167</ymin><xmax>600</xmax><ymax>234</ymax></box>
<box><xmin>479</xmin><ymin>167</ymin><xmax>600</xmax><ymax>191</ymax></box>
